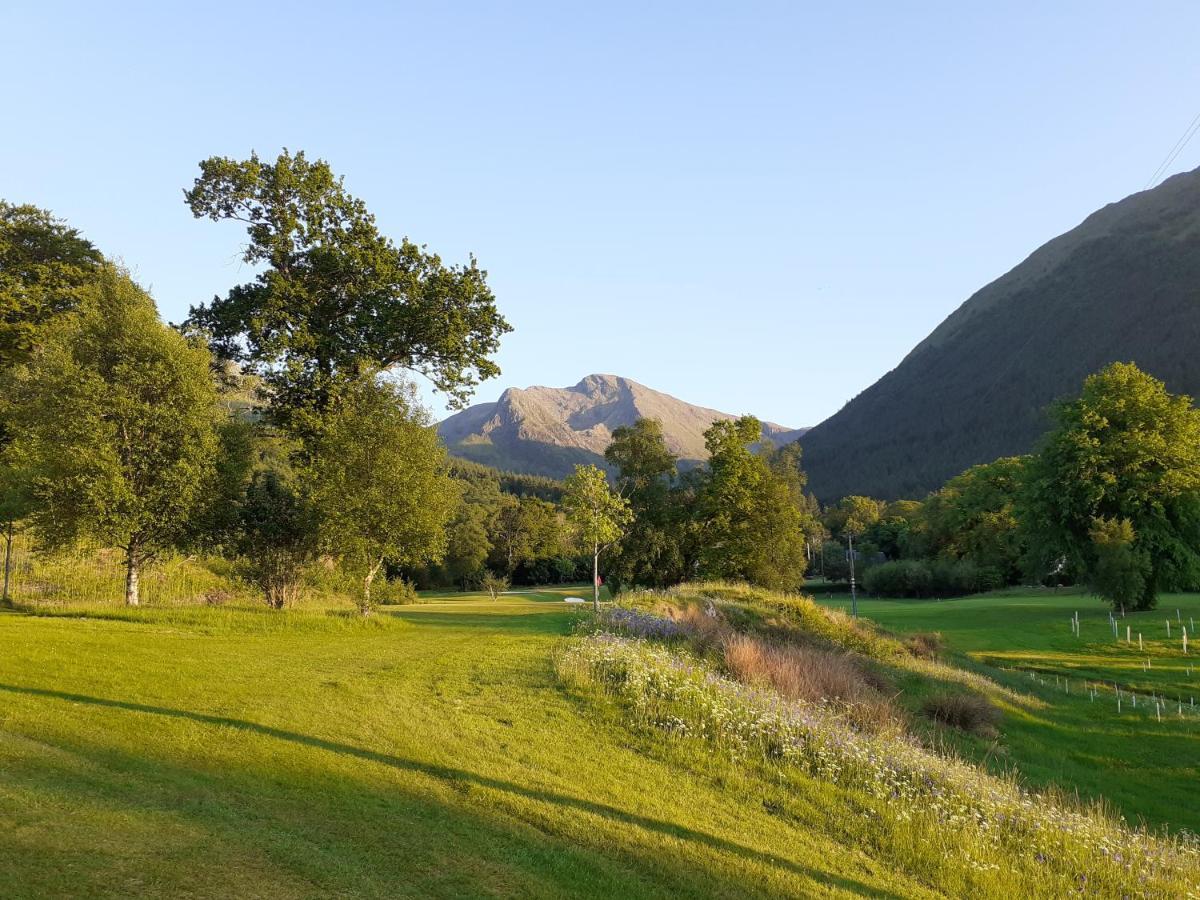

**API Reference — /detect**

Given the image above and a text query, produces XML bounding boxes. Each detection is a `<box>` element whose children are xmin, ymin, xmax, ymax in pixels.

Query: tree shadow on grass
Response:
<box><xmin>0</xmin><ymin>682</ymin><xmax>902</xmax><ymax>899</ymax></box>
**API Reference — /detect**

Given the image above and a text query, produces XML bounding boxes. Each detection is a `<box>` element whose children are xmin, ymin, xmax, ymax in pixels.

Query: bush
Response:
<box><xmin>374</xmin><ymin>577</ymin><xmax>419</xmax><ymax>605</ymax></box>
<box><xmin>862</xmin><ymin>559</ymin><xmax>1003</xmax><ymax>598</ymax></box>
<box><xmin>922</xmin><ymin>692</ymin><xmax>1000</xmax><ymax>736</ymax></box>
<box><xmin>863</xmin><ymin>560</ymin><xmax>932</xmax><ymax>597</ymax></box>
<box><xmin>905</xmin><ymin>631</ymin><xmax>943</xmax><ymax>659</ymax></box>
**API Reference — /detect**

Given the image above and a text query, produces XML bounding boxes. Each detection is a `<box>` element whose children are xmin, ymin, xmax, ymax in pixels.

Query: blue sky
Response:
<box><xmin>4</xmin><ymin>2</ymin><xmax>1199</xmax><ymax>427</ymax></box>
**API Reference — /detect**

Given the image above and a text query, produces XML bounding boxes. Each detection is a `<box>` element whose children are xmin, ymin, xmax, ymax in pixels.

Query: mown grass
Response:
<box><xmin>1</xmin><ymin>585</ymin><xmax>949</xmax><ymax>899</ymax></box>
<box><xmin>818</xmin><ymin>587</ymin><xmax>1200</xmax><ymax>834</ymax></box>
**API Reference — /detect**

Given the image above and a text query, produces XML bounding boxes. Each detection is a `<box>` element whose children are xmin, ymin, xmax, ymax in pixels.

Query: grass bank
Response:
<box><xmin>817</xmin><ymin>587</ymin><xmax>1200</xmax><ymax>833</ymax></box>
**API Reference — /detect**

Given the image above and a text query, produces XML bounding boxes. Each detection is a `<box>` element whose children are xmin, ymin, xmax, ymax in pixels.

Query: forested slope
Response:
<box><xmin>801</xmin><ymin>167</ymin><xmax>1200</xmax><ymax>500</ymax></box>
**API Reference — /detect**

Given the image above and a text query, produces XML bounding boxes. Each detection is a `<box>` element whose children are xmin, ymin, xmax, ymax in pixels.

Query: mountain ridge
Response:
<box><xmin>438</xmin><ymin>374</ymin><xmax>806</xmax><ymax>478</ymax></box>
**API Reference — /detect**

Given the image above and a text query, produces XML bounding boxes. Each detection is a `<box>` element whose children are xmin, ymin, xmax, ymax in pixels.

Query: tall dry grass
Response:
<box><xmin>721</xmin><ymin>632</ymin><xmax>896</xmax><ymax>730</ymax></box>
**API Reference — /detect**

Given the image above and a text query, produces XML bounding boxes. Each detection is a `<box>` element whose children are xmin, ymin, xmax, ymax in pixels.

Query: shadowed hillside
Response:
<box><xmin>439</xmin><ymin>374</ymin><xmax>806</xmax><ymax>478</ymax></box>
<box><xmin>801</xmin><ymin>166</ymin><xmax>1200</xmax><ymax>501</ymax></box>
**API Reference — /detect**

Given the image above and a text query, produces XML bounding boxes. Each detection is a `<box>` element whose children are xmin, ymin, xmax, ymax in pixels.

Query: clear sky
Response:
<box><xmin>5</xmin><ymin>2</ymin><xmax>1200</xmax><ymax>427</ymax></box>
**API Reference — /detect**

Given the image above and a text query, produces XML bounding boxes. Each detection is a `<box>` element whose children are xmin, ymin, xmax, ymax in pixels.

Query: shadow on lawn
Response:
<box><xmin>0</xmin><ymin>682</ymin><xmax>900</xmax><ymax>899</ymax></box>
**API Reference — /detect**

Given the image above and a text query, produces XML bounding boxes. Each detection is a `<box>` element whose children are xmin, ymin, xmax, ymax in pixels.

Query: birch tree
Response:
<box><xmin>8</xmin><ymin>268</ymin><xmax>220</xmax><ymax>604</ymax></box>
<box><xmin>562</xmin><ymin>464</ymin><xmax>631</xmax><ymax>612</ymax></box>
<box><xmin>307</xmin><ymin>376</ymin><xmax>457</xmax><ymax>613</ymax></box>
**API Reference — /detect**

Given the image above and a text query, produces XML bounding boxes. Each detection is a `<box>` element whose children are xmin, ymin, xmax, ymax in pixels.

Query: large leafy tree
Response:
<box><xmin>562</xmin><ymin>464</ymin><xmax>631</xmax><ymax>611</ymax></box>
<box><xmin>184</xmin><ymin>150</ymin><xmax>510</xmax><ymax>437</ymax></box>
<box><xmin>604</xmin><ymin>419</ymin><xmax>687</xmax><ymax>591</ymax></box>
<box><xmin>7</xmin><ymin>268</ymin><xmax>221</xmax><ymax>605</ymax></box>
<box><xmin>489</xmin><ymin>494</ymin><xmax>561</xmax><ymax>575</ymax></box>
<box><xmin>0</xmin><ymin>203</ymin><xmax>105</xmax><ymax>605</ymax></box>
<box><xmin>1020</xmin><ymin>362</ymin><xmax>1200</xmax><ymax>609</ymax></box>
<box><xmin>697</xmin><ymin>416</ymin><xmax>809</xmax><ymax>591</ymax></box>
<box><xmin>0</xmin><ymin>202</ymin><xmax>103</xmax><ymax>375</ymax></box>
<box><xmin>307</xmin><ymin>376</ymin><xmax>458</xmax><ymax>613</ymax></box>
<box><xmin>922</xmin><ymin>456</ymin><xmax>1026</xmax><ymax>581</ymax></box>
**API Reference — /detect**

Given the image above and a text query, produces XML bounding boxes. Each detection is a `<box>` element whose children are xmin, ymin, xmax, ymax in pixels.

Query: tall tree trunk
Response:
<box><xmin>2</xmin><ymin>520</ymin><xmax>13</xmax><ymax>607</ymax></box>
<box><xmin>125</xmin><ymin>551</ymin><xmax>140</xmax><ymax>607</ymax></box>
<box><xmin>592</xmin><ymin>546</ymin><xmax>600</xmax><ymax>613</ymax></box>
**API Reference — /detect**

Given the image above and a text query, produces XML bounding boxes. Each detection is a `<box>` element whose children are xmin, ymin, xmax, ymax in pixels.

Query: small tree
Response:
<box><xmin>562</xmin><ymin>464</ymin><xmax>631</xmax><ymax>612</ymax></box>
<box><xmin>8</xmin><ymin>268</ymin><xmax>220</xmax><ymax>605</ymax></box>
<box><xmin>238</xmin><ymin>469</ymin><xmax>319</xmax><ymax>608</ymax></box>
<box><xmin>479</xmin><ymin>570</ymin><xmax>509</xmax><ymax>602</ymax></box>
<box><xmin>307</xmin><ymin>376</ymin><xmax>457</xmax><ymax>614</ymax></box>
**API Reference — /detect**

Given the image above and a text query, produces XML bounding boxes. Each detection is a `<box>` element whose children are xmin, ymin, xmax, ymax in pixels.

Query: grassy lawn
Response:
<box><xmin>817</xmin><ymin>588</ymin><xmax>1200</xmax><ymax>834</ymax></box>
<box><xmin>0</xmin><ymin>586</ymin><xmax>937</xmax><ymax>899</ymax></box>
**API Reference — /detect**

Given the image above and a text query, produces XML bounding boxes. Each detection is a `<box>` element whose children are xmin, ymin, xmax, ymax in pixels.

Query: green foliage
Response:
<box><xmin>0</xmin><ymin>201</ymin><xmax>103</xmax><ymax>374</ymax></box>
<box><xmin>306</xmin><ymin>376</ymin><xmax>457</xmax><ymax>613</ymax></box>
<box><xmin>862</xmin><ymin>558</ymin><xmax>1001</xmax><ymax>598</ymax></box>
<box><xmin>839</xmin><ymin>495</ymin><xmax>884</xmax><ymax>537</ymax></box>
<box><xmin>604</xmin><ymin>419</ymin><xmax>689</xmax><ymax>591</ymax></box>
<box><xmin>1020</xmin><ymin>362</ymin><xmax>1200</xmax><ymax>608</ymax></box>
<box><xmin>920</xmin><ymin>456</ymin><xmax>1026</xmax><ymax>580</ymax></box>
<box><xmin>1088</xmin><ymin>516</ymin><xmax>1149</xmax><ymax>610</ymax></box>
<box><xmin>562</xmin><ymin>463</ymin><xmax>631</xmax><ymax>608</ymax></box>
<box><xmin>7</xmin><ymin>268</ymin><xmax>221</xmax><ymax>604</ymax></box>
<box><xmin>237</xmin><ymin>468</ymin><xmax>320</xmax><ymax>608</ymax></box>
<box><xmin>479</xmin><ymin>570</ymin><xmax>509</xmax><ymax>601</ymax></box>
<box><xmin>440</xmin><ymin>503</ymin><xmax>493</xmax><ymax>589</ymax></box>
<box><xmin>697</xmin><ymin>416</ymin><xmax>809</xmax><ymax>591</ymax></box>
<box><xmin>488</xmin><ymin>494</ymin><xmax>562</xmax><ymax>575</ymax></box>
<box><xmin>184</xmin><ymin>150</ymin><xmax>510</xmax><ymax>435</ymax></box>
<box><xmin>447</xmin><ymin>457</ymin><xmax>564</xmax><ymax>502</ymax></box>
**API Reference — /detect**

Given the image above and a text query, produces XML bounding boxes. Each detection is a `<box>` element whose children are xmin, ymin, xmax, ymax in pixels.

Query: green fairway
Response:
<box><xmin>817</xmin><ymin>588</ymin><xmax>1200</xmax><ymax>833</ymax></box>
<box><xmin>0</xmin><ymin>587</ymin><xmax>939</xmax><ymax>899</ymax></box>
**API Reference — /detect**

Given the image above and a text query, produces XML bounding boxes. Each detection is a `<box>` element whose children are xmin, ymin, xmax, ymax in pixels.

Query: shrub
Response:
<box><xmin>862</xmin><ymin>559</ymin><xmax>1003</xmax><ymax>598</ymax></box>
<box><xmin>922</xmin><ymin>692</ymin><xmax>1000</xmax><ymax>736</ymax></box>
<box><xmin>479</xmin><ymin>571</ymin><xmax>509</xmax><ymax>602</ymax></box>
<box><xmin>376</xmin><ymin>577</ymin><xmax>419</xmax><ymax>605</ymax></box>
<box><xmin>202</xmin><ymin>589</ymin><xmax>234</xmax><ymax>607</ymax></box>
<box><xmin>905</xmin><ymin>631</ymin><xmax>943</xmax><ymax>659</ymax></box>
<box><xmin>863</xmin><ymin>560</ymin><xmax>932</xmax><ymax>597</ymax></box>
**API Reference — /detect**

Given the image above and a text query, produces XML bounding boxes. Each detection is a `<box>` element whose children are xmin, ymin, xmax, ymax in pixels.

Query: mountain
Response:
<box><xmin>800</xmin><ymin>166</ymin><xmax>1200</xmax><ymax>502</ymax></box>
<box><xmin>438</xmin><ymin>374</ymin><xmax>807</xmax><ymax>478</ymax></box>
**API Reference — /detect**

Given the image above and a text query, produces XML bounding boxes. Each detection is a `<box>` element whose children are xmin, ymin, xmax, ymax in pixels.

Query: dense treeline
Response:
<box><xmin>0</xmin><ymin>153</ymin><xmax>822</xmax><ymax>611</ymax></box>
<box><xmin>821</xmin><ymin>363</ymin><xmax>1200</xmax><ymax>610</ymax></box>
<box><xmin>6</xmin><ymin>157</ymin><xmax>1197</xmax><ymax>615</ymax></box>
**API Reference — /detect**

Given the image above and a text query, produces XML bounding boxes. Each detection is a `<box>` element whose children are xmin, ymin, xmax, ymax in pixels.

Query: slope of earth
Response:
<box><xmin>800</xmin><ymin>166</ymin><xmax>1200</xmax><ymax>501</ymax></box>
<box><xmin>0</xmin><ymin>591</ymin><xmax>933</xmax><ymax>899</ymax></box>
<box><xmin>816</xmin><ymin>587</ymin><xmax>1200</xmax><ymax>834</ymax></box>
<box><xmin>438</xmin><ymin>374</ymin><xmax>806</xmax><ymax>478</ymax></box>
